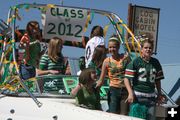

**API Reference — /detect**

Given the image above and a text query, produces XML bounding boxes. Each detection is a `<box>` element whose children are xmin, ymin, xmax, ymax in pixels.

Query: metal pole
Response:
<box><xmin>61</xmin><ymin>0</ymin><xmax>63</xmax><ymax>6</ymax></box>
<box><xmin>161</xmin><ymin>88</ymin><xmax>177</xmax><ymax>106</ymax></box>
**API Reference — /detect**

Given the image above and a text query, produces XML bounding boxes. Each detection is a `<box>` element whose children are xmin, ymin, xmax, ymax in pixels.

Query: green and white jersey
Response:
<box><xmin>39</xmin><ymin>54</ymin><xmax>66</xmax><ymax>74</ymax></box>
<box><xmin>39</xmin><ymin>54</ymin><xmax>66</xmax><ymax>93</ymax></box>
<box><xmin>125</xmin><ymin>56</ymin><xmax>164</xmax><ymax>93</ymax></box>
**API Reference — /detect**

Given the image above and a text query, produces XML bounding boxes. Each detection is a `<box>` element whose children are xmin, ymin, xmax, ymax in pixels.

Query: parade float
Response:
<box><xmin>0</xmin><ymin>3</ymin><xmax>177</xmax><ymax>120</ymax></box>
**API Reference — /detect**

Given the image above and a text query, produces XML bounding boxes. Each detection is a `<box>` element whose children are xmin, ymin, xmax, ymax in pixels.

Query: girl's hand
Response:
<box><xmin>71</xmin><ymin>84</ymin><xmax>82</xmax><ymax>97</ymax></box>
<box><xmin>48</xmin><ymin>70</ymin><xmax>59</xmax><ymax>74</ymax></box>
<box><xmin>125</xmin><ymin>94</ymin><xmax>134</xmax><ymax>103</ymax></box>
<box><xmin>95</xmin><ymin>80</ymin><xmax>103</xmax><ymax>88</ymax></box>
<box><xmin>157</xmin><ymin>94</ymin><xmax>166</xmax><ymax>105</ymax></box>
<box><xmin>19</xmin><ymin>34</ymin><xmax>30</xmax><ymax>49</ymax></box>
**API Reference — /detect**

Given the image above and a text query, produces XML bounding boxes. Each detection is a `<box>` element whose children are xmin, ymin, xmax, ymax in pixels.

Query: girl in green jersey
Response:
<box><xmin>124</xmin><ymin>38</ymin><xmax>165</xmax><ymax>120</ymax></box>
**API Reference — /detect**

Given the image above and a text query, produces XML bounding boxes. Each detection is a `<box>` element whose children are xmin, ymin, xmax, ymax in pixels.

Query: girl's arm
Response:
<box><xmin>19</xmin><ymin>33</ymin><xmax>30</xmax><ymax>48</ymax></box>
<box><xmin>96</xmin><ymin>60</ymin><xmax>107</xmax><ymax>88</ymax></box>
<box><xmin>124</xmin><ymin>78</ymin><xmax>134</xmax><ymax>103</ymax></box>
<box><xmin>36</xmin><ymin>69</ymin><xmax>59</xmax><ymax>76</ymax></box>
<box><xmin>71</xmin><ymin>84</ymin><xmax>82</xmax><ymax>97</ymax></box>
<box><xmin>156</xmin><ymin>80</ymin><xmax>164</xmax><ymax>105</ymax></box>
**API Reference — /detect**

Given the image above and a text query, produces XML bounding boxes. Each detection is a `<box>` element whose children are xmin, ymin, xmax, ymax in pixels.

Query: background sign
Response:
<box><xmin>43</xmin><ymin>7</ymin><xmax>88</xmax><ymax>42</ymax></box>
<box><xmin>128</xmin><ymin>4</ymin><xmax>160</xmax><ymax>53</ymax></box>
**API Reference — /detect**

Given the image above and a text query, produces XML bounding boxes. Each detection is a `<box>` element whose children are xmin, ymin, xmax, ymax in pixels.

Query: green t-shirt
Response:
<box><xmin>39</xmin><ymin>54</ymin><xmax>66</xmax><ymax>93</ymax></box>
<box><xmin>39</xmin><ymin>54</ymin><xmax>65</xmax><ymax>73</ymax></box>
<box><xmin>125</xmin><ymin>56</ymin><xmax>164</xmax><ymax>93</ymax></box>
<box><xmin>27</xmin><ymin>41</ymin><xmax>41</xmax><ymax>67</ymax></box>
<box><xmin>75</xmin><ymin>86</ymin><xmax>101</xmax><ymax>110</ymax></box>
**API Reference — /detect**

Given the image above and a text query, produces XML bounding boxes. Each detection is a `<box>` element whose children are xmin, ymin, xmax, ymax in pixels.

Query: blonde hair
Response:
<box><xmin>48</xmin><ymin>37</ymin><xmax>63</xmax><ymax>62</ymax></box>
<box><xmin>108</xmin><ymin>34</ymin><xmax>121</xmax><ymax>48</ymax></box>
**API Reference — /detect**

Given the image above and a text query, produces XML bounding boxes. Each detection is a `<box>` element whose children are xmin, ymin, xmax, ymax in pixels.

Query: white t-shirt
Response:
<box><xmin>77</xmin><ymin>70</ymin><xmax>82</xmax><ymax>76</ymax></box>
<box><xmin>85</xmin><ymin>36</ymin><xmax>105</xmax><ymax>68</ymax></box>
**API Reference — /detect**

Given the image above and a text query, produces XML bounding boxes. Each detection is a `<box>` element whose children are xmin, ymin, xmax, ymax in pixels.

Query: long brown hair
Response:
<box><xmin>48</xmin><ymin>37</ymin><xmax>63</xmax><ymax>62</ymax></box>
<box><xmin>79</xmin><ymin>68</ymin><xmax>95</xmax><ymax>85</ymax></box>
<box><xmin>26</xmin><ymin>21</ymin><xmax>41</xmax><ymax>40</ymax></box>
<box><xmin>92</xmin><ymin>45</ymin><xmax>106</xmax><ymax>68</ymax></box>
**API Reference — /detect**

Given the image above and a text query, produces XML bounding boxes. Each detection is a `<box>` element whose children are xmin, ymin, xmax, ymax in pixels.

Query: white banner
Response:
<box><xmin>43</xmin><ymin>7</ymin><xmax>88</xmax><ymax>42</ymax></box>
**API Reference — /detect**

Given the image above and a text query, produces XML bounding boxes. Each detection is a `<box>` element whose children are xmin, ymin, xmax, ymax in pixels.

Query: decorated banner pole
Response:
<box><xmin>7</xmin><ymin>6</ymin><xmax>42</xmax><ymax>107</ymax></box>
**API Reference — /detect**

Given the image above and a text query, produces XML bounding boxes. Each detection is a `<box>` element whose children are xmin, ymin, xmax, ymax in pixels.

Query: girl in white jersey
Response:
<box><xmin>85</xmin><ymin>25</ymin><xmax>105</xmax><ymax>68</ymax></box>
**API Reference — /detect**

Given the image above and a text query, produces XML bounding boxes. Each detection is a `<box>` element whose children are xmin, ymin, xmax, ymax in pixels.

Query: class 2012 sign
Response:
<box><xmin>43</xmin><ymin>6</ymin><xmax>88</xmax><ymax>42</ymax></box>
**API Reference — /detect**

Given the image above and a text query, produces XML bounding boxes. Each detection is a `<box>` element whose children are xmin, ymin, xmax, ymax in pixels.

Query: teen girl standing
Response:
<box><xmin>96</xmin><ymin>34</ymin><xmax>130</xmax><ymax>114</ymax></box>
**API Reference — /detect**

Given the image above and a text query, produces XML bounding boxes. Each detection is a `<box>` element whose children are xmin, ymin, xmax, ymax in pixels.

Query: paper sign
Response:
<box><xmin>43</xmin><ymin>7</ymin><xmax>88</xmax><ymax>42</ymax></box>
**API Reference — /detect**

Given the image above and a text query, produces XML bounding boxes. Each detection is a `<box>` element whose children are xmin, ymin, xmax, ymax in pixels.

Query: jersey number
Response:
<box><xmin>85</xmin><ymin>46</ymin><xmax>91</xmax><ymax>60</ymax></box>
<box><xmin>138</xmin><ymin>68</ymin><xmax>156</xmax><ymax>83</ymax></box>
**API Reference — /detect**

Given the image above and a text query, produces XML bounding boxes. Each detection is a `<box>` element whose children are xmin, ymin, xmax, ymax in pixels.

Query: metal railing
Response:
<box><xmin>161</xmin><ymin>88</ymin><xmax>178</xmax><ymax>107</ymax></box>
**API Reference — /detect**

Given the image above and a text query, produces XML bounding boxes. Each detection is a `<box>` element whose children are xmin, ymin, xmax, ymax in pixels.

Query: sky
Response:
<box><xmin>1</xmin><ymin>0</ymin><xmax>180</xmax><ymax>64</ymax></box>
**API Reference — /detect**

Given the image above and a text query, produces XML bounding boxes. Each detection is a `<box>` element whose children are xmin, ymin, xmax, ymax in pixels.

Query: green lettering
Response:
<box><xmin>78</xmin><ymin>10</ymin><xmax>84</xmax><ymax>18</ymax></box>
<box><xmin>50</xmin><ymin>8</ymin><xmax>56</xmax><ymax>16</ymax></box>
<box><xmin>47</xmin><ymin>23</ymin><xmax>56</xmax><ymax>34</ymax></box>
<box><xmin>66</xmin><ymin>24</ymin><xmax>74</xmax><ymax>36</ymax></box>
<box><xmin>70</xmin><ymin>9</ymin><xmax>76</xmax><ymax>18</ymax></box>
<box><xmin>58</xmin><ymin>23</ymin><xmax>66</xmax><ymax>35</ymax></box>
<box><xmin>64</xmin><ymin>9</ymin><xmax>69</xmax><ymax>17</ymax></box>
<box><xmin>57</xmin><ymin>8</ymin><xmax>63</xmax><ymax>16</ymax></box>
<box><xmin>75</xmin><ymin>25</ymin><xmax>82</xmax><ymax>37</ymax></box>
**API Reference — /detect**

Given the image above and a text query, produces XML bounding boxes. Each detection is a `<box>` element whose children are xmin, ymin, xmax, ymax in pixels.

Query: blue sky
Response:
<box><xmin>1</xmin><ymin>0</ymin><xmax>180</xmax><ymax>64</ymax></box>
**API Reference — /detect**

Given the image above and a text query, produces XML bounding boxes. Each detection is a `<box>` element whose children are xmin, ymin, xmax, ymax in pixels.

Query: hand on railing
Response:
<box><xmin>156</xmin><ymin>94</ymin><xmax>167</xmax><ymax>105</ymax></box>
<box><xmin>36</xmin><ymin>69</ymin><xmax>60</xmax><ymax>76</ymax></box>
<box><xmin>48</xmin><ymin>70</ymin><xmax>60</xmax><ymax>75</ymax></box>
